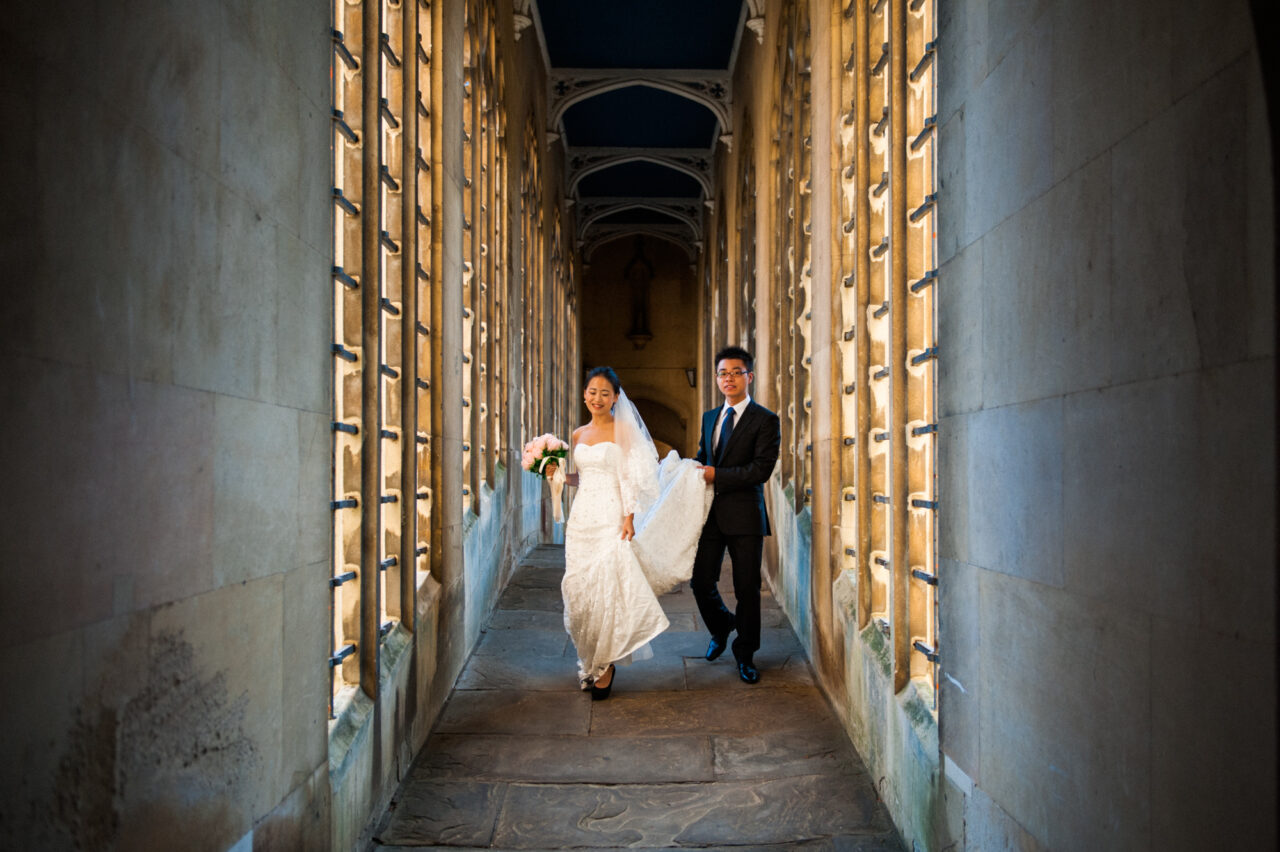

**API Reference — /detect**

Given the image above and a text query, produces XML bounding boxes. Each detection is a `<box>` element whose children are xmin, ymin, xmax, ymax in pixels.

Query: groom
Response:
<box><xmin>693</xmin><ymin>346</ymin><xmax>781</xmax><ymax>684</ymax></box>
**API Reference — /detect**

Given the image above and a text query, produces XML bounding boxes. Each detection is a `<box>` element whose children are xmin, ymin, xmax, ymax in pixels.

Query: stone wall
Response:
<box><xmin>935</xmin><ymin>0</ymin><xmax>1275</xmax><ymax>848</ymax></box>
<box><xmin>0</xmin><ymin>1</ymin><xmax>333</xmax><ymax>848</ymax></box>
<box><xmin>0</xmin><ymin>1</ymin><xmax>565</xmax><ymax>850</ymax></box>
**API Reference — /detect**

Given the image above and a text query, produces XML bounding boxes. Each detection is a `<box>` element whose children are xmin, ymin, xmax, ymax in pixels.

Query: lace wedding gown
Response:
<box><xmin>563</xmin><ymin>441</ymin><xmax>711</xmax><ymax>686</ymax></box>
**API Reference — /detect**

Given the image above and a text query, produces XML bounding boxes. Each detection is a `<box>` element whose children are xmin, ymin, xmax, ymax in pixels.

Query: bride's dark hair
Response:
<box><xmin>585</xmin><ymin>365</ymin><xmax>620</xmax><ymax>394</ymax></box>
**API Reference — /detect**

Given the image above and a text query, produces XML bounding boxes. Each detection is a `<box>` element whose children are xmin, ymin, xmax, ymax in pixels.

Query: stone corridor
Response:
<box><xmin>368</xmin><ymin>546</ymin><xmax>903</xmax><ymax>850</ymax></box>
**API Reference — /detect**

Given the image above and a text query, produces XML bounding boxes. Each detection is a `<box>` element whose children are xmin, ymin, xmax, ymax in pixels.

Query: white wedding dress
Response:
<box><xmin>562</xmin><ymin>441</ymin><xmax>712</xmax><ymax>686</ymax></box>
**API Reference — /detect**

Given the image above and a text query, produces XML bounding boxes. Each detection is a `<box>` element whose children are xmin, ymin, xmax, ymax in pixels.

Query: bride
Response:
<box><xmin>544</xmin><ymin>366</ymin><xmax>711</xmax><ymax>699</ymax></box>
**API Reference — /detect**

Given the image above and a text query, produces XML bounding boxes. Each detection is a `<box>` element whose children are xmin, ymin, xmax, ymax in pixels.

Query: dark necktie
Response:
<box><xmin>716</xmin><ymin>407</ymin><xmax>736</xmax><ymax>462</ymax></box>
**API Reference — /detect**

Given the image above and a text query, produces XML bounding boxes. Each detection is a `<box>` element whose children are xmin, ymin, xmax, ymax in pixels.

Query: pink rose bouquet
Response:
<box><xmin>521</xmin><ymin>433</ymin><xmax>569</xmax><ymax>478</ymax></box>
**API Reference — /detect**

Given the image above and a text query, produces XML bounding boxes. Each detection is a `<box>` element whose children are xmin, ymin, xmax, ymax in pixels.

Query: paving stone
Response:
<box><xmin>712</xmin><ymin>724</ymin><xmax>869</xmax><ymax>780</ymax></box>
<box><xmin>505</xmin><ymin>566</ymin><xmax>564</xmax><ymax>590</ymax></box>
<box><xmin>486</xmin><ymin>610</ymin><xmax>565</xmax><ymax>631</ymax></box>
<box><xmin>375</xmin><ymin>780</ymin><xmax>503</xmax><ymax>847</ymax></box>
<box><xmin>436</xmin><ymin>690</ymin><xmax>591</xmax><ymax>735</ymax></box>
<box><xmin>456</xmin><ymin>654</ymin><xmax>579</xmax><ymax>692</ymax></box>
<box><xmin>496</xmin><ymin>586</ymin><xmax>562</xmax><ymax>612</ymax></box>
<box><xmin>413</xmin><ymin>733</ymin><xmax>714</xmax><ymax>783</ymax></box>
<box><xmin>491</xmin><ymin>774</ymin><xmax>894</xmax><ymax>848</ymax></box>
<box><xmin>589</xmin><ymin>687</ymin><xmax>830</xmax><ymax>736</ymax></box>
<box><xmin>473</xmin><ymin>627</ymin><xmax>569</xmax><ymax>659</ymax></box>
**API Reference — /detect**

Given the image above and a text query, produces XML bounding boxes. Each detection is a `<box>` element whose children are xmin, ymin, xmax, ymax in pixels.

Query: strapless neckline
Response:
<box><xmin>575</xmin><ymin>440</ymin><xmax>618</xmax><ymax>450</ymax></box>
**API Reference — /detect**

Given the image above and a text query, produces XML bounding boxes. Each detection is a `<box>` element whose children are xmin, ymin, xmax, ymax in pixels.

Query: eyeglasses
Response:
<box><xmin>716</xmin><ymin>369</ymin><xmax>749</xmax><ymax>379</ymax></box>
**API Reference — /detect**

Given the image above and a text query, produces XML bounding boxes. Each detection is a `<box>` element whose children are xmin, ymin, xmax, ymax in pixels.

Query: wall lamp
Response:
<box><xmin>685</xmin><ymin>368</ymin><xmax>697</xmax><ymax>388</ymax></box>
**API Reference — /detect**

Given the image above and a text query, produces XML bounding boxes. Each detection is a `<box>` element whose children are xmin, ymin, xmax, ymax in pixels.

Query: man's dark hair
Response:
<box><xmin>714</xmin><ymin>346</ymin><xmax>754</xmax><ymax>372</ymax></box>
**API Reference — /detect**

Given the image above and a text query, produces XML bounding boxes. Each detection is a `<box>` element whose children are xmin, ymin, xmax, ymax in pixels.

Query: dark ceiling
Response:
<box><xmin>532</xmin><ymin>0</ymin><xmax>749</xmax><ymax>262</ymax></box>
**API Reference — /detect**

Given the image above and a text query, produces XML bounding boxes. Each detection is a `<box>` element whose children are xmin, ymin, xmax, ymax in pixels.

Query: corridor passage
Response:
<box><xmin>370</xmin><ymin>546</ymin><xmax>902</xmax><ymax>850</ymax></box>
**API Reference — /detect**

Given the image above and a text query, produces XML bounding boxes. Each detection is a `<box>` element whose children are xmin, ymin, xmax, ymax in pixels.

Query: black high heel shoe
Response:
<box><xmin>590</xmin><ymin>665</ymin><xmax>615</xmax><ymax>701</ymax></box>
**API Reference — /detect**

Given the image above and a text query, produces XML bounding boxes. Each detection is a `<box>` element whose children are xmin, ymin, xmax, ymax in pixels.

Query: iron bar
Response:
<box><xmin>416</xmin><ymin>545</ymin><xmax>428</xmax><ymax>556</ymax></box>
<box><xmin>379</xmin><ymin>32</ymin><xmax>401</xmax><ymax>67</ymax></box>
<box><xmin>871</xmin><ymin>42</ymin><xmax>890</xmax><ymax>77</ymax></box>
<box><xmin>416</xmin><ymin>377</ymin><xmax>430</xmax><ymax>390</ymax></box>
<box><xmin>911</xmin><ymin>422</ymin><xmax>938</xmax><ymax>436</ymax></box>
<box><xmin>416</xmin><ymin>491</ymin><xmax>429</xmax><ymax>500</ymax></box>
<box><xmin>333</xmin><ymin>188</ymin><xmax>359</xmax><ymax>216</ymax></box>
<box><xmin>873</xmin><ymin>367</ymin><xmax>889</xmax><ymax>380</ymax></box>
<box><xmin>332</xmin><ymin>109</ymin><xmax>359</xmax><ymax>143</ymax></box>
<box><xmin>875</xmin><ymin>556</ymin><xmax>890</xmax><ymax>566</ymax></box>
<box><xmin>416</xmin><ymin>433</ymin><xmax>428</xmax><ymax>444</ymax></box>
<box><xmin>845</xmin><ymin>547</ymin><xmax>856</xmax><ymax>556</ymax></box>
<box><xmin>380</xmin><ymin>494</ymin><xmax>397</xmax><ymax>504</ymax></box>
<box><xmin>379</xmin><ymin>556</ymin><xmax>397</xmax><ymax>570</ymax></box>
<box><xmin>910</xmin><ymin>269</ymin><xmax>938</xmax><ymax>293</ymax></box>
<box><xmin>380</xmin><ymin>165</ymin><xmax>401</xmax><ymax>192</ymax></box>
<box><xmin>329</xmin><ymin>643</ymin><xmax>357</xmax><ymax>667</ymax></box>
<box><xmin>874</xmin><ymin>431</ymin><xmax>890</xmax><ymax>441</ymax></box>
<box><xmin>333</xmin><ymin>265</ymin><xmax>359</xmax><ymax>289</ymax></box>
<box><xmin>913</xmin><ymin>640</ymin><xmax>939</xmax><ymax>662</ymax></box>
<box><xmin>843</xmin><ymin>272</ymin><xmax>856</xmax><ymax>288</ymax></box>
<box><xmin>873</xmin><ymin>170</ymin><xmax>889</xmax><ymax>197</ymax></box>
<box><xmin>911</xmin><ymin>346</ymin><xmax>938</xmax><ymax>365</ymax></box>
<box><xmin>873</xmin><ymin>495</ymin><xmax>891</xmax><ymax>505</ymax></box>
<box><xmin>379</xmin><ymin>621</ymin><xmax>395</xmax><ymax>637</ymax></box>
<box><xmin>909</xmin><ymin>193</ymin><xmax>938</xmax><ymax>223</ymax></box>
<box><xmin>379</xmin><ymin>428</ymin><xmax>398</xmax><ymax>440</ymax></box>
<box><xmin>331</xmin><ymin>498</ymin><xmax>358</xmax><ymax>510</ymax></box>
<box><xmin>380</xmin><ymin>297</ymin><xmax>401</xmax><ymax>316</ymax></box>
<box><xmin>331</xmin><ymin>29</ymin><xmax>358</xmax><ymax>70</ymax></box>
<box><xmin>910</xmin><ymin>115</ymin><xmax>937</xmax><ymax>151</ymax></box>
<box><xmin>872</xmin><ymin>106</ymin><xmax>889</xmax><ymax>137</ymax></box>
<box><xmin>416</xmin><ymin>262</ymin><xmax>431</xmax><ymax>281</ymax></box>
<box><xmin>379</xmin><ymin>230</ymin><xmax>400</xmax><ymax>253</ymax></box>
<box><xmin>331</xmin><ymin>343</ymin><xmax>358</xmax><ymax>362</ymax></box>
<box><xmin>332</xmin><ymin>421</ymin><xmax>359</xmax><ymax>435</ymax></box>
<box><xmin>874</xmin><ymin>301</ymin><xmax>889</xmax><ymax>318</ymax></box>
<box><xmin>912</xmin><ymin>568</ymin><xmax>938</xmax><ymax>586</ymax></box>
<box><xmin>380</xmin><ymin>364</ymin><xmax>399</xmax><ymax>379</ymax></box>
<box><xmin>843</xmin><ymin>493</ymin><xmax>856</xmax><ymax>501</ymax></box>
<box><xmin>379</xmin><ymin>97</ymin><xmax>400</xmax><ymax>129</ymax></box>
<box><xmin>417</xmin><ymin>206</ymin><xmax>431</xmax><ymax>227</ymax></box>
<box><xmin>416</xmin><ymin>321</ymin><xmax>430</xmax><ymax>336</ymax></box>
<box><xmin>872</xmin><ymin>237</ymin><xmax>889</xmax><ymax>258</ymax></box>
<box><xmin>911</xmin><ymin>498</ymin><xmax>939</xmax><ymax>510</ymax></box>
<box><xmin>330</xmin><ymin>570</ymin><xmax>357</xmax><ymax>588</ymax></box>
<box><xmin>909</xmin><ymin>41</ymin><xmax>937</xmax><ymax>82</ymax></box>
<box><xmin>844</xmin><ymin>437</ymin><xmax>856</xmax><ymax>446</ymax></box>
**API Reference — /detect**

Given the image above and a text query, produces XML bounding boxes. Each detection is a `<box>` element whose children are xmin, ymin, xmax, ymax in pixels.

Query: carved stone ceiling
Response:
<box><xmin>526</xmin><ymin>0</ymin><xmax>760</xmax><ymax>262</ymax></box>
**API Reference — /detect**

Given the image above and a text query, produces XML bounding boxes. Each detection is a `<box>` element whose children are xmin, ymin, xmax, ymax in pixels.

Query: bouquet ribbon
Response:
<box><xmin>546</xmin><ymin>458</ymin><xmax>566</xmax><ymax>523</ymax></box>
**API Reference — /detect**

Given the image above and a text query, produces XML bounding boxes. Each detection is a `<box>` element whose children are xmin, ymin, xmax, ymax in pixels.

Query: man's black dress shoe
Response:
<box><xmin>706</xmin><ymin>634</ymin><xmax>730</xmax><ymax>661</ymax></box>
<box><xmin>738</xmin><ymin>660</ymin><xmax>760</xmax><ymax>684</ymax></box>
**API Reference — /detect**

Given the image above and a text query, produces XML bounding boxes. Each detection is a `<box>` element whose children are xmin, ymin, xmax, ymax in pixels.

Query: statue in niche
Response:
<box><xmin>624</xmin><ymin>236</ymin><xmax>654</xmax><ymax>349</ymax></box>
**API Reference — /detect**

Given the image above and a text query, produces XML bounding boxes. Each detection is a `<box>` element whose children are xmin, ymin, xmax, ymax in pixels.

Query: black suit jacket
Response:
<box><xmin>695</xmin><ymin>400</ymin><xmax>781</xmax><ymax>536</ymax></box>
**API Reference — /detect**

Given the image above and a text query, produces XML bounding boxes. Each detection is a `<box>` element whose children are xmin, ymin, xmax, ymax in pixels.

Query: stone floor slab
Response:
<box><xmin>496</xmin><ymin>587</ymin><xmax>562</xmax><ymax>612</ymax></box>
<box><xmin>491</xmin><ymin>774</ymin><xmax>893</xmax><ymax>848</ymax></box>
<box><xmin>589</xmin><ymin>686</ymin><xmax>831</xmax><ymax>736</ymax></box>
<box><xmin>375</xmin><ymin>780</ymin><xmax>503</xmax><ymax>847</ymax></box>
<box><xmin>473</xmin><ymin>627</ymin><xmax>569</xmax><ymax>659</ymax></box>
<box><xmin>486</xmin><ymin>610</ymin><xmax>565</xmax><ymax>631</ymax></box>
<box><xmin>414</xmin><ymin>733</ymin><xmax>714</xmax><ymax>783</ymax></box>
<box><xmin>437</xmin><ymin>690</ymin><xmax>591</xmax><ymax>735</ymax></box>
<box><xmin>456</xmin><ymin>654</ymin><xmax>579</xmax><ymax>692</ymax></box>
<box><xmin>712</xmin><ymin>725</ymin><xmax>868</xmax><ymax>780</ymax></box>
